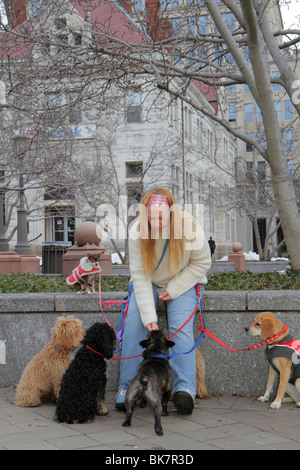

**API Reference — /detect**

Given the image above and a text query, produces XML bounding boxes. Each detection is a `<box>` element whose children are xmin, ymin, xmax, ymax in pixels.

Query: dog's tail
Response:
<box><xmin>139</xmin><ymin>375</ymin><xmax>149</xmax><ymax>387</ymax></box>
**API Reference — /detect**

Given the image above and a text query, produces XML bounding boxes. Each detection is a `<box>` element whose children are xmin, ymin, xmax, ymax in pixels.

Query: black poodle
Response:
<box><xmin>55</xmin><ymin>322</ymin><xmax>116</xmax><ymax>424</ymax></box>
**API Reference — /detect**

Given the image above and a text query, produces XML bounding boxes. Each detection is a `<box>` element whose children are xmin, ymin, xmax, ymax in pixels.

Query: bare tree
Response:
<box><xmin>1</xmin><ymin>0</ymin><xmax>300</xmax><ymax>270</ymax></box>
<box><xmin>79</xmin><ymin>0</ymin><xmax>300</xmax><ymax>270</ymax></box>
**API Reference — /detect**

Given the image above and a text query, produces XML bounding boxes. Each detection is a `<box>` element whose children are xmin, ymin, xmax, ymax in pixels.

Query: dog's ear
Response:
<box><xmin>165</xmin><ymin>339</ymin><xmax>175</xmax><ymax>349</ymax></box>
<box><xmin>140</xmin><ymin>338</ymin><xmax>149</xmax><ymax>349</ymax></box>
<box><xmin>261</xmin><ymin>319</ymin><xmax>274</xmax><ymax>339</ymax></box>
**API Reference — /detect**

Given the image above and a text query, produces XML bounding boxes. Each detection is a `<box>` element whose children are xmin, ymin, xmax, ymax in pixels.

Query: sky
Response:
<box><xmin>280</xmin><ymin>0</ymin><xmax>300</xmax><ymax>28</ymax></box>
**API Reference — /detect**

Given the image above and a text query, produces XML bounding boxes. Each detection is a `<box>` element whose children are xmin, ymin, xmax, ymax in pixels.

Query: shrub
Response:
<box><xmin>0</xmin><ymin>271</ymin><xmax>298</xmax><ymax>294</ymax></box>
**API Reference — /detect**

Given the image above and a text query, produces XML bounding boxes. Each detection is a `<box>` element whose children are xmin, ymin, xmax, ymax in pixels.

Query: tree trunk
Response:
<box><xmin>241</xmin><ymin>0</ymin><xmax>300</xmax><ymax>272</ymax></box>
<box><xmin>271</xmin><ymin>170</ymin><xmax>300</xmax><ymax>271</ymax></box>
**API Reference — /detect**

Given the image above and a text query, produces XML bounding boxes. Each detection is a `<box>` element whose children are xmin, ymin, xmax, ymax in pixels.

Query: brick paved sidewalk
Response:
<box><xmin>0</xmin><ymin>387</ymin><xmax>299</xmax><ymax>450</ymax></box>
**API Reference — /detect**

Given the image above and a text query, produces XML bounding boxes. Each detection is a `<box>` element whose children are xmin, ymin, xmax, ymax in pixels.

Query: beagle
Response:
<box><xmin>246</xmin><ymin>311</ymin><xmax>300</xmax><ymax>409</ymax></box>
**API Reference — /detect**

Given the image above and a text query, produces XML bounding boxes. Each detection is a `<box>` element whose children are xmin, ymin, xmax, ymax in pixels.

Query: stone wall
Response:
<box><xmin>0</xmin><ymin>291</ymin><xmax>299</xmax><ymax>397</ymax></box>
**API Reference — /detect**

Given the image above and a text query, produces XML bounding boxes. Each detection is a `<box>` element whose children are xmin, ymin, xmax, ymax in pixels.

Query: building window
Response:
<box><xmin>47</xmin><ymin>93</ymin><xmax>62</xmax><ymax>124</ymax></box>
<box><xmin>274</xmin><ymin>101</ymin><xmax>282</xmax><ymax>121</ymax></box>
<box><xmin>44</xmin><ymin>183</ymin><xmax>74</xmax><ymax>201</ymax></box>
<box><xmin>57</xmin><ymin>34</ymin><xmax>68</xmax><ymax>53</ymax></box>
<box><xmin>198</xmin><ymin>15</ymin><xmax>208</xmax><ymax>34</ymax></box>
<box><xmin>32</xmin><ymin>1</ymin><xmax>48</xmax><ymax>16</ymax></box>
<box><xmin>171</xmin><ymin>18</ymin><xmax>181</xmax><ymax>35</ymax></box>
<box><xmin>126</xmin><ymin>183</ymin><xmax>143</xmax><ymax>205</ymax></box>
<box><xmin>246</xmin><ymin>161</ymin><xmax>254</xmax><ymax>181</ymax></box>
<box><xmin>285</xmin><ymin>129</ymin><xmax>294</xmax><ymax>151</ymax></box>
<box><xmin>74</xmin><ymin>33</ymin><xmax>82</xmax><ymax>46</ymax></box>
<box><xmin>244</xmin><ymin>46</ymin><xmax>250</xmax><ymax>63</ymax></box>
<box><xmin>227</xmin><ymin>84</ymin><xmax>236</xmax><ymax>93</ymax></box>
<box><xmin>245</xmin><ymin>103</ymin><xmax>254</xmax><ymax>123</ymax></box>
<box><xmin>256</xmin><ymin>104</ymin><xmax>262</xmax><ymax>123</ymax></box>
<box><xmin>126</xmin><ymin>90</ymin><xmax>141</xmax><ymax>123</ymax></box>
<box><xmin>45</xmin><ymin>206</ymin><xmax>75</xmax><ymax>243</ymax></box>
<box><xmin>125</xmin><ymin>161</ymin><xmax>143</xmax><ymax>178</ymax></box>
<box><xmin>68</xmin><ymin>92</ymin><xmax>82</xmax><ymax>124</ymax></box>
<box><xmin>272</xmin><ymin>71</ymin><xmax>281</xmax><ymax>92</ymax></box>
<box><xmin>256</xmin><ymin>130</ymin><xmax>266</xmax><ymax>147</ymax></box>
<box><xmin>228</xmin><ymin>102</ymin><xmax>236</xmax><ymax>122</ymax></box>
<box><xmin>287</xmin><ymin>159</ymin><xmax>295</xmax><ymax>175</ymax></box>
<box><xmin>225</xmin><ymin>12</ymin><xmax>235</xmax><ymax>32</ymax></box>
<box><xmin>170</xmin><ymin>0</ymin><xmax>180</xmax><ymax>6</ymax></box>
<box><xmin>284</xmin><ymin>100</ymin><xmax>293</xmax><ymax>121</ymax></box>
<box><xmin>133</xmin><ymin>0</ymin><xmax>144</xmax><ymax>8</ymax></box>
<box><xmin>246</xmin><ymin>132</ymin><xmax>254</xmax><ymax>152</ymax></box>
<box><xmin>55</xmin><ymin>18</ymin><xmax>67</xmax><ymax>29</ymax></box>
<box><xmin>257</xmin><ymin>161</ymin><xmax>266</xmax><ymax>180</ymax></box>
<box><xmin>225</xmin><ymin>213</ymin><xmax>230</xmax><ymax>240</ymax></box>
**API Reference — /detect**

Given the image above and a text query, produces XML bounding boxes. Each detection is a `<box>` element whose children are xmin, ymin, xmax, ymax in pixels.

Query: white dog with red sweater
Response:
<box><xmin>67</xmin><ymin>252</ymin><xmax>104</xmax><ymax>294</ymax></box>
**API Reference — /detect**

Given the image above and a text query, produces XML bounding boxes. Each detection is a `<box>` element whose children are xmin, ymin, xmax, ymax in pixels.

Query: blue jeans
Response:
<box><xmin>119</xmin><ymin>284</ymin><xmax>204</xmax><ymax>398</ymax></box>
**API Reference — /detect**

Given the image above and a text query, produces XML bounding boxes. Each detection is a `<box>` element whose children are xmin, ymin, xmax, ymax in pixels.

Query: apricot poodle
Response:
<box><xmin>15</xmin><ymin>316</ymin><xmax>84</xmax><ymax>407</ymax></box>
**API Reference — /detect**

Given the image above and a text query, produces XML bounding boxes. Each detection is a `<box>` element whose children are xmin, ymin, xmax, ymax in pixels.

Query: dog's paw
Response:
<box><xmin>15</xmin><ymin>400</ymin><xmax>41</xmax><ymax>407</ymax></box>
<box><xmin>155</xmin><ymin>426</ymin><xmax>164</xmax><ymax>436</ymax></box>
<box><xmin>296</xmin><ymin>401</ymin><xmax>300</xmax><ymax>408</ymax></box>
<box><xmin>122</xmin><ymin>420</ymin><xmax>131</xmax><ymax>427</ymax></box>
<box><xmin>96</xmin><ymin>403</ymin><xmax>108</xmax><ymax>416</ymax></box>
<box><xmin>197</xmin><ymin>391</ymin><xmax>210</xmax><ymax>399</ymax></box>
<box><xmin>258</xmin><ymin>395</ymin><xmax>269</xmax><ymax>402</ymax></box>
<box><xmin>270</xmin><ymin>401</ymin><xmax>281</xmax><ymax>409</ymax></box>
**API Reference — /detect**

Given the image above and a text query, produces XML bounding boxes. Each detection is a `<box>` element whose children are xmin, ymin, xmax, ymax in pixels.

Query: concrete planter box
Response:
<box><xmin>0</xmin><ymin>290</ymin><xmax>299</xmax><ymax>397</ymax></box>
<box><xmin>113</xmin><ymin>260</ymin><xmax>290</xmax><ymax>275</ymax></box>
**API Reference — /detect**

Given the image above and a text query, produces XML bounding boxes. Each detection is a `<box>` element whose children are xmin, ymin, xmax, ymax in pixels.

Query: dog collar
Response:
<box><xmin>263</xmin><ymin>324</ymin><xmax>289</xmax><ymax>347</ymax></box>
<box><xmin>53</xmin><ymin>343</ymin><xmax>77</xmax><ymax>352</ymax></box>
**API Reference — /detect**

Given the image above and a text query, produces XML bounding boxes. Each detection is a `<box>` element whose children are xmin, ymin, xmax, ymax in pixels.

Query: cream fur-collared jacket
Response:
<box><xmin>128</xmin><ymin>212</ymin><xmax>211</xmax><ymax>327</ymax></box>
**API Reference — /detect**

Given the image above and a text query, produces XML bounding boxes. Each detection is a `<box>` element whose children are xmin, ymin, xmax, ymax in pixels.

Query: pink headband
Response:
<box><xmin>146</xmin><ymin>194</ymin><xmax>171</xmax><ymax>207</ymax></box>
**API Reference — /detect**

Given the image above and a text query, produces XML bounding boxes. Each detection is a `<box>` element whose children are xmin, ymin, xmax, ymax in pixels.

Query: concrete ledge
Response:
<box><xmin>113</xmin><ymin>260</ymin><xmax>289</xmax><ymax>275</ymax></box>
<box><xmin>203</xmin><ymin>291</ymin><xmax>247</xmax><ymax>311</ymax></box>
<box><xmin>54</xmin><ymin>292</ymin><xmax>128</xmax><ymax>313</ymax></box>
<box><xmin>247</xmin><ymin>290</ymin><xmax>300</xmax><ymax>311</ymax></box>
<box><xmin>0</xmin><ymin>291</ymin><xmax>299</xmax><ymax>397</ymax></box>
<box><xmin>0</xmin><ymin>293</ymin><xmax>55</xmax><ymax>313</ymax></box>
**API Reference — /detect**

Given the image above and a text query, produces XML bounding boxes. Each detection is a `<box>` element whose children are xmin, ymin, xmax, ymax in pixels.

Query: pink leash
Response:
<box><xmin>98</xmin><ymin>275</ymin><xmax>127</xmax><ymax>327</ymax></box>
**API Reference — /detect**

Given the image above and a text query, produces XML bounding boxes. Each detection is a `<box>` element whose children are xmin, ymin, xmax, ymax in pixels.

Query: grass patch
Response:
<box><xmin>0</xmin><ymin>270</ymin><xmax>298</xmax><ymax>294</ymax></box>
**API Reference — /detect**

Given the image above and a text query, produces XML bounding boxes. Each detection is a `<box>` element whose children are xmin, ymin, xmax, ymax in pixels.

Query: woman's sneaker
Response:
<box><xmin>174</xmin><ymin>391</ymin><xmax>194</xmax><ymax>415</ymax></box>
<box><xmin>115</xmin><ymin>389</ymin><xmax>127</xmax><ymax>411</ymax></box>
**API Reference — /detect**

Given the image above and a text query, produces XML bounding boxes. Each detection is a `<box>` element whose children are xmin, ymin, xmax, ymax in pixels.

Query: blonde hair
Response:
<box><xmin>139</xmin><ymin>188</ymin><xmax>184</xmax><ymax>276</ymax></box>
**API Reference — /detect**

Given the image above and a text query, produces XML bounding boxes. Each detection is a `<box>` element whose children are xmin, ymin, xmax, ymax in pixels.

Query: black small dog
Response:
<box><xmin>122</xmin><ymin>329</ymin><xmax>175</xmax><ymax>436</ymax></box>
<box><xmin>55</xmin><ymin>322</ymin><xmax>116</xmax><ymax>424</ymax></box>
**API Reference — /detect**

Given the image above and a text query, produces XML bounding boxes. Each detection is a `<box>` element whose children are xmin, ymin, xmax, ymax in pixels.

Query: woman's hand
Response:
<box><xmin>146</xmin><ymin>322</ymin><xmax>158</xmax><ymax>331</ymax></box>
<box><xmin>158</xmin><ymin>290</ymin><xmax>172</xmax><ymax>301</ymax></box>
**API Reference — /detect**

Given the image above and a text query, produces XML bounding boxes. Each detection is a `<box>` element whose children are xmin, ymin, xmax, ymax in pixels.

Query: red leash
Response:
<box><xmin>199</xmin><ymin>322</ymin><xmax>289</xmax><ymax>352</ymax></box>
<box><xmin>97</xmin><ymin>277</ymin><xmax>287</xmax><ymax>357</ymax></box>
<box><xmin>86</xmin><ymin>344</ymin><xmax>142</xmax><ymax>360</ymax></box>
